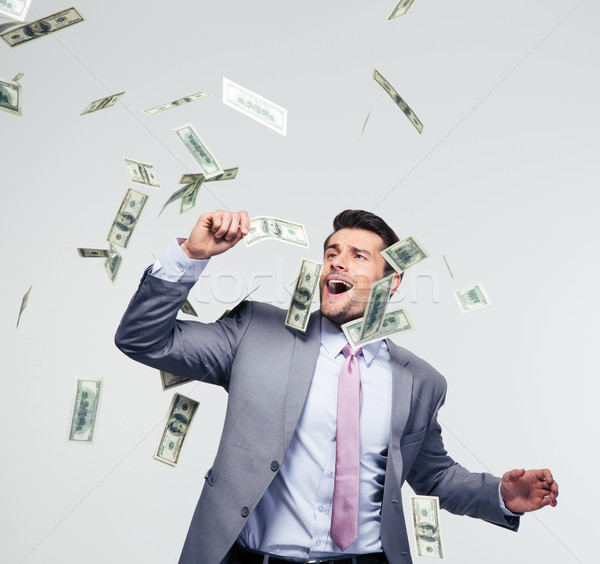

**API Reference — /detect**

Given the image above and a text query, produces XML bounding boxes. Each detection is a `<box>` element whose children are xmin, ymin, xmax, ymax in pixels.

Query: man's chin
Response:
<box><xmin>320</xmin><ymin>304</ymin><xmax>363</xmax><ymax>328</ymax></box>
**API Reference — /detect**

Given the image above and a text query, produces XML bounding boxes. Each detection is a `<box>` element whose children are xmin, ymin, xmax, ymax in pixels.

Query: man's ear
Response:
<box><xmin>389</xmin><ymin>272</ymin><xmax>402</xmax><ymax>296</ymax></box>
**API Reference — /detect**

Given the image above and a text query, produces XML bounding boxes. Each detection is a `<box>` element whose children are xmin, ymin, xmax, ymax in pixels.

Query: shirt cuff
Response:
<box><xmin>498</xmin><ymin>484</ymin><xmax>524</xmax><ymax>517</ymax></box>
<box><xmin>150</xmin><ymin>238</ymin><xmax>209</xmax><ymax>283</ymax></box>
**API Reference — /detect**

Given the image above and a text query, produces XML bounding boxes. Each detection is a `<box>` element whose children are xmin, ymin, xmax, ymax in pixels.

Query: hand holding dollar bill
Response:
<box><xmin>244</xmin><ymin>216</ymin><xmax>309</xmax><ymax>248</ymax></box>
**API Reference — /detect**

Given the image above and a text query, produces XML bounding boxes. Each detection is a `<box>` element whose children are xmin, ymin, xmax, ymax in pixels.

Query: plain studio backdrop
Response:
<box><xmin>1</xmin><ymin>1</ymin><xmax>598</xmax><ymax>563</ymax></box>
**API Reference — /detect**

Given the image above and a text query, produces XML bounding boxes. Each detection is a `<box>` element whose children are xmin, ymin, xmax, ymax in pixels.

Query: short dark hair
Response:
<box><xmin>323</xmin><ymin>209</ymin><xmax>401</xmax><ymax>276</ymax></box>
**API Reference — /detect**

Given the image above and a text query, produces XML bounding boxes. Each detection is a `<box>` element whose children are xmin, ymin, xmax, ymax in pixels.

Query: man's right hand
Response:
<box><xmin>180</xmin><ymin>209</ymin><xmax>250</xmax><ymax>260</ymax></box>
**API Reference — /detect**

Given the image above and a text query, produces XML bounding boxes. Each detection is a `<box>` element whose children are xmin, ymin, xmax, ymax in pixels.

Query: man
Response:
<box><xmin>115</xmin><ymin>209</ymin><xmax>558</xmax><ymax>564</ymax></box>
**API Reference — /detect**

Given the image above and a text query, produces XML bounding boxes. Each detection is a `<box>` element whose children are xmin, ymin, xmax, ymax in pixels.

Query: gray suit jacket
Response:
<box><xmin>115</xmin><ymin>269</ymin><xmax>519</xmax><ymax>564</ymax></box>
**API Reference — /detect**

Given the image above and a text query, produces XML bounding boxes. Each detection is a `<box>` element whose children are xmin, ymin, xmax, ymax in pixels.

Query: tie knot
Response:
<box><xmin>342</xmin><ymin>343</ymin><xmax>362</xmax><ymax>358</ymax></box>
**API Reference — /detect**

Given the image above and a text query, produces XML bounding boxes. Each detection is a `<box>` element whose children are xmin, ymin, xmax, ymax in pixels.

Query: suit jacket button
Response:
<box><xmin>241</xmin><ymin>506</ymin><xmax>250</xmax><ymax>517</ymax></box>
<box><xmin>270</xmin><ymin>461</ymin><xmax>280</xmax><ymax>472</ymax></box>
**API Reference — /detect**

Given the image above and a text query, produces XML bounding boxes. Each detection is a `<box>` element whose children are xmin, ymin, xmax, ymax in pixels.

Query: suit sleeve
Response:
<box><xmin>114</xmin><ymin>268</ymin><xmax>252</xmax><ymax>391</ymax></box>
<box><xmin>406</xmin><ymin>384</ymin><xmax>520</xmax><ymax>531</ymax></box>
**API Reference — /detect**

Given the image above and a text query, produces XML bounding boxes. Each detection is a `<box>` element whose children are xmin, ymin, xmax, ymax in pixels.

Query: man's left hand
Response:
<box><xmin>500</xmin><ymin>468</ymin><xmax>559</xmax><ymax>513</ymax></box>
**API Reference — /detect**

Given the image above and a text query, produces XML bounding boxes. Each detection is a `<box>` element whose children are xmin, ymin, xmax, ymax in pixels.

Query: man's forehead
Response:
<box><xmin>325</xmin><ymin>228</ymin><xmax>385</xmax><ymax>250</ymax></box>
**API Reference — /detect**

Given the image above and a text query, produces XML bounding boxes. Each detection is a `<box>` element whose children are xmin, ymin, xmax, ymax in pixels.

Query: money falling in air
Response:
<box><xmin>285</xmin><ymin>259</ymin><xmax>322</xmax><ymax>333</ymax></box>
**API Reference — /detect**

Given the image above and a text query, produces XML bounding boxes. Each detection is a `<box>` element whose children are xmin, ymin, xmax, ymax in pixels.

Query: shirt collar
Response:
<box><xmin>320</xmin><ymin>316</ymin><xmax>385</xmax><ymax>367</ymax></box>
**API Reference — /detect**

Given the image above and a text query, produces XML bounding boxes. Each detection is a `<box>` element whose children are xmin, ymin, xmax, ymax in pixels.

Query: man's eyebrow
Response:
<box><xmin>350</xmin><ymin>246</ymin><xmax>372</xmax><ymax>257</ymax></box>
<box><xmin>324</xmin><ymin>243</ymin><xmax>341</xmax><ymax>252</ymax></box>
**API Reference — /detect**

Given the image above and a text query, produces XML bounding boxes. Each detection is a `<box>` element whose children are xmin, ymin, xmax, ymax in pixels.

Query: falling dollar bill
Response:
<box><xmin>158</xmin><ymin>182</ymin><xmax>197</xmax><ymax>216</ymax></box>
<box><xmin>358</xmin><ymin>273</ymin><xmax>395</xmax><ymax>343</ymax></box>
<box><xmin>381</xmin><ymin>235</ymin><xmax>429</xmax><ymax>274</ymax></box>
<box><xmin>179</xmin><ymin>180</ymin><xmax>203</xmax><ymax>215</ymax></box>
<box><xmin>373</xmin><ymin>68</ymin><xmax>423</xmax><ymax>134</ymax></box>
<box><xmin>160</xmin><ymin>371</ymin><xmax>192</xmax><ymax>391</ymax></box>
<box><xmin>387</xmin><ymin>0</ymin><xmax>416</xmax><ymax>20</ymax></box>
<box><xmin>144</xmin><ymin>91</ymin><xmax>211</xmax><ymax>116</ymax></box>
<box><xmin>81</xmin><ymin>91</ymin><xmax>125</xmax><ymax>116</ymax></box>
<box><xmin>179</xmin><ymin>166</ymin><xmax>239</xmax><ymax>184</ymax></box>
<box><xmin>0</xmin><ymin>0</ymin><xmax>32</xmax><ymax>21</ymax></box>
<box><xmin>104</xmin><ymin>244</ymin><xmax>122</xmax><ymax>283</ymax></box>
<box><xmin>453</xmin><ymin>283</ymin><xmax>491</xmax><ymax>313</ymax></box>
<box><xmin>244</xmin><ymin>216</ymin><xmax>308</xmax><ymax>248</ymax></box>
<box><xmin>174</xmin><ymin>122</ymin><xmax>223</xmax><ymax>180</ymax></box>
<box><xmin>342</xmin><ymin>306</ymin><xmax>415</xmax><ymax>348</ymax></box>
<box><xmin>107</xmin><ymin>188</ymin><xmax>148</xmax><ymax>248</ymax></box>
<box><xmin>1</xmin><ymin>6</ymin><xmax>85</xmax><ymax>47</ymax></box>
<box><xmin>285</xmin><ymin>259</ymin><xmax>322</xmax><ymax>332</ymax></box>
<box><xmin>442</xmin><ymin>254</ymin><xmax>454</xmax><ymax>279</ymax></box>
<box><xmin>78</xmin><ymin>248</ymin><xmax>109</xmax><ymax>258</ymax></box>
<box><xmin>153</xmin><ymin>393</ymin><xmax>199</xmax><ymax>467</ymax></box>
<box><xmin>0</xmin><ymin>78</ymin><xmax>21</xmax><ymax>115</ymax></box>
<box><xmin>217</xmin><ymin>285</ymin><xmax>261</xmax><ymax>320</ymax></box>
<box><xmin>223</xmin><ymin>77</ymin><xmax>287</xmax><ymax>136</ymax></box>
<box><xmin>180</xmin><ymin>299</ymin><xmax>198</xmax><ymax>316</ymax></box>
<box><xmin>123</xmin><ymin>157</ymin><xmax>160</xmax><ymax>188</ymax></box>
<box><xmin>411</xmin><ymin>495</ymin><xmax>444</xmax><ymax>559</ymax></box>
<box><xmin>16</xmin><ymin>284</ymin><xmax>31</xmax><ymax>328</ymax></box>
<box><xmin>12</xmin><ymin>72</ymin><xmax>24</xmax><ymax>82</ymax></box>
<box><xmin>68</xmin><ymin>378</ymin><xmax>102</xmax><ymax>443</ymax></box>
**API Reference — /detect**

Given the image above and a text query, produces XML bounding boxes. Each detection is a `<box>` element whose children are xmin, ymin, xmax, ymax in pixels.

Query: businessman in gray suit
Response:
<box><xmin>115</xmin><ymin>209</ymin><xmax>558</xmax><ymax>564</ymax></box>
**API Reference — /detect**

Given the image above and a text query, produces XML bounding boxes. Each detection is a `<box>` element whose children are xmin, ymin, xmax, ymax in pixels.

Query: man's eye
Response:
<box><xmin>356</xmin><ymin>254</ymin><xmax>365</xmax><ymax>259</ymax></box>
<box><xmin>327</xmin><ymin>253</ymin><xmax>337</xmax><ymax>258</ymax></box>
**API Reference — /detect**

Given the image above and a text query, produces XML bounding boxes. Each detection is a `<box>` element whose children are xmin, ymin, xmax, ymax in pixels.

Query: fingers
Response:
<box><xmin>504</xmin><ymin>468</ymin><xmax>526</xmax><ymax>482</ymax></box>
<box><xmin>210</xmin><ymin>210</ymin><xmax>248</xmax><ymax>241</ymax></box>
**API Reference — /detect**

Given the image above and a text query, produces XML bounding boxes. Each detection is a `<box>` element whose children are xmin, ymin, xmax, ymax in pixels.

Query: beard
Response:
<box><xmin>320</xmin><ymin>294</ymin><xmax>365</xmax><ymax>327</ymax></box>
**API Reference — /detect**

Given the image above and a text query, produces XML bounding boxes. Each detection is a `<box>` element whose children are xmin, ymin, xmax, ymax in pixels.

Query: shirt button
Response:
<box><xmin>270</xmin><ymin>461</ymin><xmax>279</xmax><ymax>472</ymax></box>
<box><xmin>316</xmin><ymin>540</ymin><xmax>321</xmax><ymax>546</ymax></box>
<box><xmin>327</xmin><ymin>471</ymin><xmax>333</xmax><ymax>478</ymax></box>
<box><xmin>241</xmin><ymin>506</ymin><xmax>250</xmax><ymax>517</ymax></box>
<box><xmin>318</xmin><ymin>505</ymin><xmax>324</xmax><ymax>512</ymax></box>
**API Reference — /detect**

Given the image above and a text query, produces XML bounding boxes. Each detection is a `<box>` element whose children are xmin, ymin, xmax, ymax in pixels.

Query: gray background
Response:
<box><xmin>1</xmin><ymin>1</ymin><xmax>598</xmax><ymax>562</ymax></box>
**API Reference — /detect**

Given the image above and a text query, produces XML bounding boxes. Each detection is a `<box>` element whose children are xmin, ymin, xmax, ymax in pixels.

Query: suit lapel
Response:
<box><xmin>283</xmin><ymin>310</ymin><xmax>323</xmax><ymax>450</ymax></box>
<box><xmin>387</xmin><ymin>341</ymin><xmax>414</xmax><ymax>446</ymax></box>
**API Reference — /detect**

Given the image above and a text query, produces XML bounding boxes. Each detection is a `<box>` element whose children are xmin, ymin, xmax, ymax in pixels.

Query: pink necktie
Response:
<box><xmin>330</xmin><ymin>343</ymin><xmax>362</xmax><ymax>552</ymax></box>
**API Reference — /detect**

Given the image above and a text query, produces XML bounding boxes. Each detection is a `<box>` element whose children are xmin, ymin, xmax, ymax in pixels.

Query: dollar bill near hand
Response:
<box><xmin>411</xmin><ymin>495</ymin><xmax>444</xmax><ymax>559</ymax></box>
<box><xmin>158</xmin><ymin>182</ymin><xmax>197</xmax><ymax>216</ymax></box>
<box><xmin>1</xmin><ymin>6</ymin><xmax>85</xmax><ymax>47</ymax></box>
<box><xmin>174</xmin><ymin>122</ymin><xmax>223</xmax><ymax>180</ymax></box>
<box><xmin>245</xmin><ymin>217</ymin><xmax>308</xmax><ymax>248</ymax></box>
<box><xmin>107</xmin><ymin>188</ymin><xmax>148</xmax><ymax>248</ymax></box>
<box><xmin>381</xmin><ymin>235</ymin><xmax>429</xmax><ymax>273</ymax></box>
<box><xmin>387</xmin><ymin>0</ymin><xmax>416</xmax><ymax>20</ymax></box>
<box><xmin>154</xmin><ymin>393</ymin><xmax>199</xmax><ymax>467</ymax></box>
<box><xmin>179</xmin><ymin>179</ymin><xmax>203</xmax><ymax>215</ymax></box>
<box><xmin>454</xmin><ymin>283</ymin><xmax>491</xmax><ymax>313</ymax></box>
<box><xmin>358</xmin><ymin>273</ymin><xmax>396</xmax><ymax>343</ymax></box>
<box><xmin>160</xmin><ymin>371</ymin><xmax>192</xmax><ymax>391</ymax></box>
<box><xmin>0</xmin><ymin>0</ymin><xmax>31</xmax><ymax>21</ymax></box>
<box><xmin>373</xmin><ymin>68</ymin><xmax>423</xmax><ymax>134</ymax></box>
<box><xmin>78</xmin><ymin>247</ymin><xmax>109</xmax><ymax>258</ymax></box>
<box><xmin>104</xmin><ymin>244</ymin><xmax>122</xmax><ymax>283</ymax></box>
<box><xmin>179</xmin><ymin>166</ymin><xmax>239</xmax><ymax>184</ymax></box>
<box><xmin>0</xmin><ymin>78</ymin><xmax>21</xmax><ymax>116</ymax></box>
<box><xmin>16</xmin><ymin>284</ymin><xmax>31</xmax><ymax>328</ymax></box>
<box><xmin>343</xmin><ymin>306</ymin><xmax>415</xmax><ymax>348</ymax></box>
<box><xmin>144</xmin><ymin>91</ymin><xmax>211</xmax><ymax>116</ymax></box>
<box><xmin>180</xmin><ymin>299</ymin><xmax>198</xmax><ymax>316</ymax></box>
<box><xmin>123</xmin><ymin>157</ymin><xmax>160</xmax><ymax>188</ymax></box>
<box><xmin>285</xmin><ymin>259</ymin><xmax>322</xmax><ymax>332</ymax></box>
<box><xmin>68</xmin><ymin>378</ymin><xmax>102</xmax><ymax>443</ymax></box>
<box><xmin>223</xmin><ymin>77</ymin><xmax>287</xmax><ymax>136</ymax></box>
<box><xmin>81</xmin><ymin>91</ymin><xmax>125</xmax><ymax>116</ymax></box>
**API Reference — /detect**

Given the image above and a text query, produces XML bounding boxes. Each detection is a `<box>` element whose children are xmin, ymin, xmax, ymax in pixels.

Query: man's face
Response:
<box><xmin>319</xmin><ymin>228</ymin><xmax>395</xmax><ymax>327</ymax></box>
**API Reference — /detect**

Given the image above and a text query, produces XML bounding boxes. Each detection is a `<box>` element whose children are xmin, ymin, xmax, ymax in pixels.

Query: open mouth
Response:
<box><xmin>327</xmin><ymin>278</ymin><xmax>354</xmax><ymax>295</ymax></box>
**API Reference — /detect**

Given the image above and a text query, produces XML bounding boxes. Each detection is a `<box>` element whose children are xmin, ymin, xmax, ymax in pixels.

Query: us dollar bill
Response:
<box><xmin>244</xmin><ymin>216</ymin><xmax>308</xmax><ymax>248</ymax></box>
<box><xmin>16</xmin><ymin>284</ymin><xmax>31</xmax><ymax>328</ymax></box>
<box><xmin>174</xmin><ymin>122</ymin><xmax>223</xmax><ymax>180</ymax></box>
<box><xmin>179</xmin><ymin>166</ymin><xmax>239</xmax><ymax>184</ymax></box>
<box><xmin>358</xmin><ymin>273</ymin><xmax>395</xmax><ymax>343</ymax></box>
<box><xmin>78</xmin><ymin>247</ymin><xmax>109</xmax><ymax>258</ymax></box>
<box><xmin>0</xmin><ymin>0</ymin><xmax>32</xmax><ymax>21</ymax></box>
<box><xmin>453</xmin><ymin>283</ymin><xmax>491</xmax><ymax>313</ymax></box>
<box><xmin>12</xmin><ymin>72</ymin><xmax>24</xmax><ymax>82</ymax></box>
<box><xmin>123</xmin><ymin>157</ymin><xmax>160</xmax><ymax>188</ymax></box>
<box><xmin>223</xmin><ymin>77</ymin><xmax>287</xmax><ymax>136</ymax></box>
<box><xmin>285</xmin><ymin>259</ymin><xmax>322</xmax><ymax>332</ymax></box>
<box><xmin>373</xmin><ymin>68</ymin><xmax>423</xmax><ymax>134</ymax></box>
<box><xmin>411</xmin><ymin>495</ymin><xmax>444</xmax><ymax>559</ymax></box>
<box><xmin>0</xmin><ymin>78</ymin><xmax>21</xmax><ymax>116</ymax></box>
<box><xmin>160</xmin><ymin>371</ymin><xmax>192</xmax><ymax>391</ymax></box>
<box><xmin>104</xmin><ymin>244</ymin><xmax>122</xmax><ymax>283</ymax></box>
<box><xmin>1</xmin><ymin>6</ymin><xmax>85</xmax><ymax>47</ymax></box>
<box><xmin>68</xmin><ymin>378</ymin><xmax>102</xmax><ymax>443</ymax></box>
<box><xmin>81</xmin><ymin>91</ymin><xmax>125</xmax><ymax>116</ymax></box>
<box><xmin>217</xmin><ymin>285</ymin><xmax>261</xmax><ymax>320</ymax></box>
<box><xmin>107</xmin><ymin>188</ymin><xmax>148</xmax><ymax>248</ymax></box>
<box><xmin>342</xmin><ymin>306</ymin><xmax>415</xmax><ymax>348</ymax></box>
<box><xmin>180</xmin><ymin>299</ymin><xmax>198</xmax><ymax>316</ymax></box>
<box><xmin>381</xmin><ymin>235</ymin><xmax>429</xmax><ymax>273</ymax></box>
<box><xmin>153</xmin><ymin>393</ymin><xmax>199</xmax><ymax>467</ymax></box>
<box><xmin>387</xmin><ymin>0</ymin><xmax>416</xmax><ymax>20</ymax></box>
<box><xmin>144</xmin><ymin>91</ymin><xmax>211</xmax><ymax>116</ymax></box>
<box><xmin>158</xmin><ymin>182</ymin><xmax>197</xmax><ymax>216</ymax></box>
<box><xmin>179</xmin><ymin>180</ymin><xmax>202</xmax><ymax>215</ymax></box>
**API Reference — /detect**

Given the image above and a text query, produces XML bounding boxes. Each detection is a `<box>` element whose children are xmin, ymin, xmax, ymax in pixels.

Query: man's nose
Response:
<box><xmin>331</xmin><ymin>253</ymin><xmax>348</xmax><ymax>270</ymax></box>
